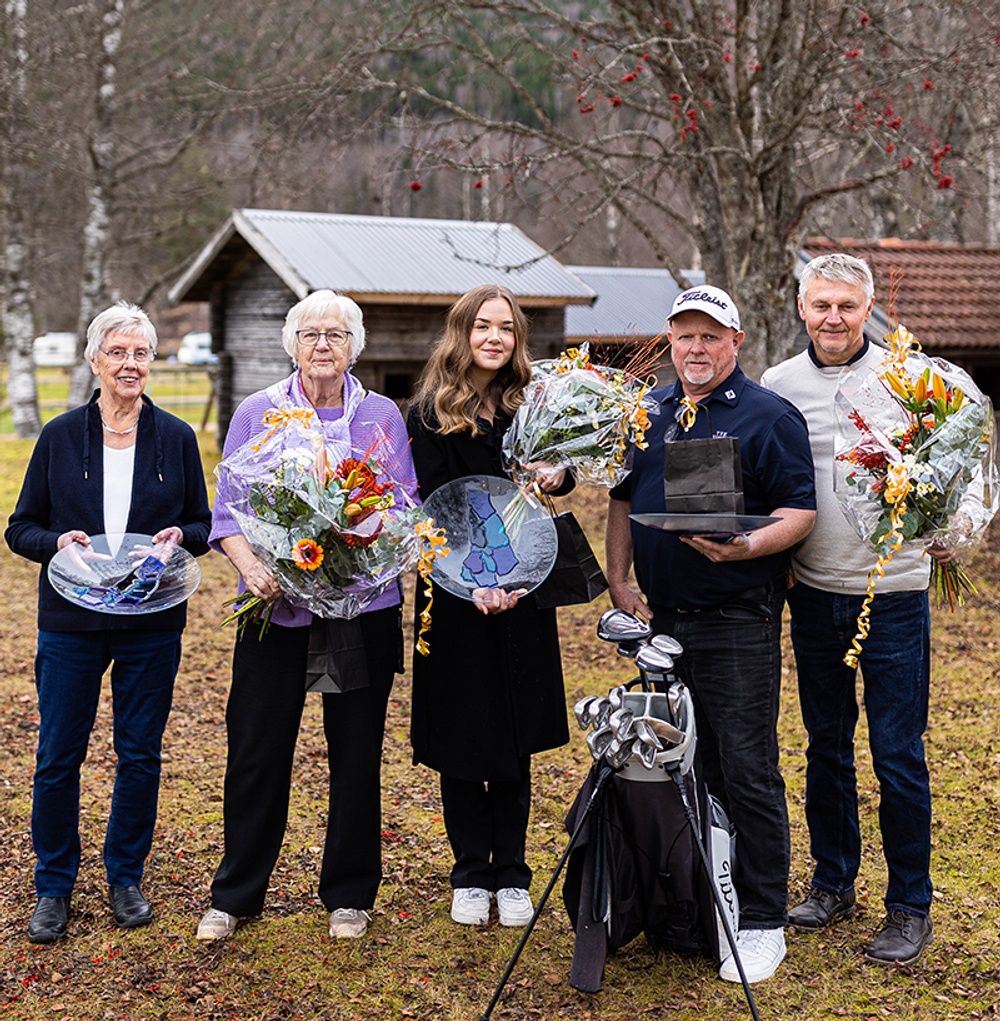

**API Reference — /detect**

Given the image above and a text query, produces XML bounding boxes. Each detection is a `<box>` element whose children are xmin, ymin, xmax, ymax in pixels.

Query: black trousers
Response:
<box><xmin>440</xmin><ymin>758</ymin><xmax>532</xmax><ymax>892</ymax></box>
<box><xmin>209</xmin><ymin>606</ymin><xmax>398</xmax><ymax>916</ymax></box>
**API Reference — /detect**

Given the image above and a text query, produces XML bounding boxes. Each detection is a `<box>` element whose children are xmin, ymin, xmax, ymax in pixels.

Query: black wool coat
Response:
<box><xmin>406</xmin><ymin>404</ymin><xmax>571</xmax><ymax>782</ymax></box>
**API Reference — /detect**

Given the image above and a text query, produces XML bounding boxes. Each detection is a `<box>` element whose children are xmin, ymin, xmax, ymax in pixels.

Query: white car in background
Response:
<box><xmin>176</xmin><ymin>331</ymin><xmax>217</xmax><ymax>365</ymax></box>
<box><xmin>33</xmin><ymin>332</ymin><xmax>77</xmax><ymax>367</ymax></box>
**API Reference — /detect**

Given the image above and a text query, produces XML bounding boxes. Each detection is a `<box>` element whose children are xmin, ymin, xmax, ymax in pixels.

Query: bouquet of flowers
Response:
<box><xmin>217</xmin><ymin>408</ymin><xmax>438</xmax><ymax>630</ymax></box>
<box><xmin>835</xmin><ymin>320</ymin><xmax>998</xmax><ymax>663</ymax></box>
<box><xmin>502</xmin><ymin>342</ymin><xmax>658</xmax><ymax>488</ymax></box>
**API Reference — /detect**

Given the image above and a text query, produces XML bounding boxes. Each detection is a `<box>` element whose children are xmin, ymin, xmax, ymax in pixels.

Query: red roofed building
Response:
<box><xmin>802</xmin><ymin>238</ymin><xmax>1000</xmax><ymax>407</ymax></box>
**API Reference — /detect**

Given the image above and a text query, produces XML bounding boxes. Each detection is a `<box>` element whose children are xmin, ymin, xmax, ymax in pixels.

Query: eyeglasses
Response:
<box><xmin>295</xmin><ymin>329</ymin><xmax>352</xmax><ymax>348</ymax></box>
<box><xmin>99</xmin><ymin>346</ymin><xmax>155</xmax><ymax>364</ymax></box>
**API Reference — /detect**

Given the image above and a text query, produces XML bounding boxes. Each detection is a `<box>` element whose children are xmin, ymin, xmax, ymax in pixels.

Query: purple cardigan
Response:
<box><xmin>210</xmin><ymin>372</ymin><xmax>418</xmax><ymax>626</ymax></box>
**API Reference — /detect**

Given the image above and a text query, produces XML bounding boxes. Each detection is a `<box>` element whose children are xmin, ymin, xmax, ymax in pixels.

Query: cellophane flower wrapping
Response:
<box><xmin>217</xmin><ymin>410</ymin><xmax>427</xmax><ymax>620</ymax></box>
<box><xmin>502</xmin><ymin>343</ymin><xmax>657</xmax><ymax>487</ymax></box>
<box><xmin>834</xmin><ymin>337</ymin><xmax>999</xmax><ymax>606</ymax></box>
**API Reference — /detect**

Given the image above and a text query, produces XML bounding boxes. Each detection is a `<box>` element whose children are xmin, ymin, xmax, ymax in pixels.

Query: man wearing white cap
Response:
<box><xmin>607</xmin><ymin>284</ymin><xmax>817</xmax><ymax>983</ymax></box>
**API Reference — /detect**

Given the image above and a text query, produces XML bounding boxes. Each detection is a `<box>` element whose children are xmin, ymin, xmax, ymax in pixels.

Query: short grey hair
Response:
<box><xmin>85</xmin><ymin>301</ymin><xmax>157</xmax><ymax>362</ymax></box>
<box><xmin>281</xmin><ymin>289</ymin><xmax>367</xmax><ymax>366</ymax></box>
<box><xmin>799</xmin><ymin>253</ymin><xmax>874</xmax><ymax>303</ymax></box>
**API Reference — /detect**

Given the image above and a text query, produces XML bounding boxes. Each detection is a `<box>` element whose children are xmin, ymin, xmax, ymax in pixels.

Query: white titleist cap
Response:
<box><xmin>668</xmin><ymin>285</ymin><xmax>741</xmax><ymax>332</ymax></box>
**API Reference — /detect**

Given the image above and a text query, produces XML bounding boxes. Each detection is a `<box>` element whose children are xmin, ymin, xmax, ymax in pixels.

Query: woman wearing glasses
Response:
<box><xmin>5</xmin><ymin>302</ymin><xmax>212</xmax><ymax>943</ymax></box>
<box><xmin>196</xmin><ymin>289</ymin><xmax>418</xmax><ymax>942</ymax></box>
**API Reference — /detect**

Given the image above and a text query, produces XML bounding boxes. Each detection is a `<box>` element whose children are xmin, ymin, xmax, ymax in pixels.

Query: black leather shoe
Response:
<box><xmin>28</xmin><ymin>896</ymin><xmax>70</xmax><ymax>944</ymax></box>
<box><xmin>109</xmin><ymin>885</ymin><xmax>153</xmax><ymax>929</ymax></box>
<box><xmin>865</xmin><ymin>910</ymin><xmax>933</xmax><ymax>965</ymax></box>
<box><xmin>788</xmin><ymin>887</ymin><xmax>857</xmax><ymax>930</ymax></box>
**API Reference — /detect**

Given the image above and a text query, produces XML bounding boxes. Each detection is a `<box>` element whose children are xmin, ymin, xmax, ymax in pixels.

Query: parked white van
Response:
<box><xmin>33</xmin><ymin>332</ymin><xmax>78</xmax><ymax>367</ymax></box>
<box><xmin>177</xmin><ymin>332</ymin><xmax>217</xmax><ymax>365</ymax></box>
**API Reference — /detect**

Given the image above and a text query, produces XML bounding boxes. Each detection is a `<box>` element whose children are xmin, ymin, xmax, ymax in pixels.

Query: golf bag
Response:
<box><xmin>562</xmin><ymin>688</ymin><xmax>738</xmax><ymax>994</ymax></box>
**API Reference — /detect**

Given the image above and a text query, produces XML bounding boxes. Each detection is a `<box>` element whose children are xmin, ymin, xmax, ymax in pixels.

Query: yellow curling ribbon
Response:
<box><xmin>251</xmin><ymin>407</ymin><xmax>318</xmax><ymax>451</ymax></box>
<box><xmin>843</xmin><ymin>462</ymin><xmax>911</xmax><ymax>668</ymax></box>
<box><xmin>678</xmin><ymin>395</ymin><xmax>699</xmax><ymax>432</ymax></box>
<box><xmin>414</xmin><ymin>518</ymin><xmax>450</xmax><ymax>657</ymax></box>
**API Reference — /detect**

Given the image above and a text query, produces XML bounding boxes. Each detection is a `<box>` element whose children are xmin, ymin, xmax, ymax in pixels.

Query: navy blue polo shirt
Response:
<box><xmin>610</xmin><ymin>365</ymin><xmax>815</xmax><ymax>609</ymax></box>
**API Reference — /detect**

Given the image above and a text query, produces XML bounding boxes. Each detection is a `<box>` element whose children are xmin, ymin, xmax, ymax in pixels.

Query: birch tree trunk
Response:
<box><xmin>67</xmin><ymin>0</ymin><xmax>123</xmax><ymax>409</ymax></box>
<box><xmin>2</xmin><ymin>0</ymin><xmax>42</xmax><ymax>438</ymax></box>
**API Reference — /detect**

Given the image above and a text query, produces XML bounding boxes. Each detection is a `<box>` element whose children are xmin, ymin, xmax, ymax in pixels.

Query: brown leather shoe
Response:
<box><xmin>788</xmin><ymin>887</ymin><xmax>857</xmax><ymax>930</ymax></box>
<box><xmin>864</xmin><ymin>910</ymin><xmax>932</xmax><ymax>965</ymax></box>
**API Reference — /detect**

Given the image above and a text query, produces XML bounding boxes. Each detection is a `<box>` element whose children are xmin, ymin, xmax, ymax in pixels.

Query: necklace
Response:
<box><xmin>100</xmin><ymin>405</ymin><xmax>140</xmax><ymax>435</ymax></box>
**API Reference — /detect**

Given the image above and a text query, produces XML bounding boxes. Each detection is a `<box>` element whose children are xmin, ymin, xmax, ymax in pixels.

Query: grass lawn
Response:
<box><xmin>0</xmin><ymin>365</ymin><xmax>215</xmax><ymax>434</ymax></box>
<box><xmin>1</xmin><ymin>434</ymin><xmax>998</xmax><ymax>1020</ymax></box>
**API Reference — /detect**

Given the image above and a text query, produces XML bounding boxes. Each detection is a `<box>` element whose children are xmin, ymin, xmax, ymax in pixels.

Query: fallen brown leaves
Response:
<box><xmin>1</xmin><ymin>448</ymin><xmax>999</xmax><ymax>1020</ymax></box>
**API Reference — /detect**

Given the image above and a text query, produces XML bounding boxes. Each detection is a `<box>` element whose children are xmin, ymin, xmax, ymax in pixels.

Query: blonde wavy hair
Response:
<box><xmin>411</xmin><ymin>284</ymin><xmax>532</xmax><ymax>435</ymax></box>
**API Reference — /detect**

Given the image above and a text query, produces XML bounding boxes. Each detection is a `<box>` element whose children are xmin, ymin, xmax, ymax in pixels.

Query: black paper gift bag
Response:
<box><xmin>534</xmin><ymin>511</ymin><xmax>609</xmax><ymax>609</ymax></box>
<box><xmin>662</xmin><ymin>437</ymin><xmax>745</xmax><ymax>514</ymax></box>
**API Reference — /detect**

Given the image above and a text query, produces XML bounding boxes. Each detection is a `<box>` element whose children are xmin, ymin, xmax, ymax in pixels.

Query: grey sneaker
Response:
<box><xmin>496</xmin><ymin>888</ymin><xmax>534</xmax><ymax>927</ymax></box>
<box><xmin>328</xmin><ymin>908</ymin><xmax>370</xmax><ymax>938</ymax></box>
<box><xmin>451</xmin><ymin>887</ymin><xmax>491</xmax><ymax>925</ymax></box>
<box><xmin>196</xmin><ymin>908</ymin><xmax>240</xmax><ymax>940</ymax></box>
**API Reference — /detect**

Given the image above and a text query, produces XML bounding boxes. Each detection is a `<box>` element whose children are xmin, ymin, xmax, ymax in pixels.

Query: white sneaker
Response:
<box><xmin>496</xmin><ymin>888</ymin><xmax>534</xmax><ymax>927</ymax></box>
<box><xmin>719</xmin><ymin>928</ymin><xmax>786</xmax><ymax>983</ymax></box>
<box><xmin>451</xmin><ymin>887</ymin><xmax>491</xmax><ymax>925</ymax></box>
<box><xmin>328</xmin><ymin>908</ymin><xmax>370</xmax><ymax>938</ymax></box>
<box><xmin>196</xmin><ymin>908</ymin><xmax>240</xmax><ymax>940</ymax></box>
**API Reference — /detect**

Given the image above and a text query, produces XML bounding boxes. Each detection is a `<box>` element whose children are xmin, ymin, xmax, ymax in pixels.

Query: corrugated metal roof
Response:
<box><xmin>169</xmin><ymin>208</ymin><xmax>595</xmax><ymax>306</ymax></box>
<box><xmin>803</xmin><ymin>239</ymin><xmax>1000</xmax><ymax>352</ymax></box>
<box><xmin>565</xmin><ymin>265</ymin><xmax>705</xmax><ymax>340</ymax></box>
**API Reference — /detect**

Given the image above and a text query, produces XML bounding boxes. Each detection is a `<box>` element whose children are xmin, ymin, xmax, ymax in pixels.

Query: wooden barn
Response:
<box><xmin>167</xmin><ymin>208</ymin><xmax>595</xmax><ymax>441</ymax></box>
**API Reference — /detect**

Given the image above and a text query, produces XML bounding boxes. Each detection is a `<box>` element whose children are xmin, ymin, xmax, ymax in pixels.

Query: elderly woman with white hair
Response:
<box><xmin>196</xmin><ymin>289</ymin><xmax>417</xmax><ymax>942</ymax></box>
<box><xmin>5</xmin><ymin>301</ymin><xmax>212</xmax><ymax>943</ymax></box>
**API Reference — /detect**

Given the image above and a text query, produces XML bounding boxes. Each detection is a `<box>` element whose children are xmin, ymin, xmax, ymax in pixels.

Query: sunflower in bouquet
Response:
<box><xmin>835</xmin><ymin>315</ymin><xmax>998</xmax><ymax>665</ymax></box>
<box><xmin>502</xmin><ymin>341</ymin><xmax>659</xmax><ymax>488</ymax></box>
<box><xmin>218</xmin><ymin>409</ymin><xmax>439</xmax><ymax>634</ymax></box>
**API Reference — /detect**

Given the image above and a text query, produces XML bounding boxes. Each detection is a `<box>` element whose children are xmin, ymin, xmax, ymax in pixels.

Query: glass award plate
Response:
<box><xmin>422</xmin><ymin>476</ymin><xmax>558</xmax><ymax>601</ymax></box>
<box><xmin>48</xmin><ymin>532</ymin><xmax>202</xmax><ymax>614</ymax></box>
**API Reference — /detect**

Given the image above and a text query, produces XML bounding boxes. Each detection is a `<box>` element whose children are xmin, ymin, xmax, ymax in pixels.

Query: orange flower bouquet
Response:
<box><xmin>502</xmin><ymin>342</ymin><xmax>658</xmax><ymax>488</ymax></box>
<box><xmin>218</xmin><ymin>410</ymin><xmax>434</xmax><ymax>631</ymax></box>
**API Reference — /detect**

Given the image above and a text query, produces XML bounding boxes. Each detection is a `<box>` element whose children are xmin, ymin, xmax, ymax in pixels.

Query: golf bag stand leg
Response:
<box><xmin>666</xmin><ymin>762</ymin><xmax>762</xmax><ymax>1021</ymax></box>
<box><xmin>480</xmin><ymin>760</ymin><xmax>616</xmax><ymax>1021</ymax></box>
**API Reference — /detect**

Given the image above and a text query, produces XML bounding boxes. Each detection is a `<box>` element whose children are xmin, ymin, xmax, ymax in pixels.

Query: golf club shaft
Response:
<box><xmin>480</xmin><ymin>761</ymin><xmax>615</xmax><ymax>1021</ymax></box>
<box><xmin>667</xmin><ymin>765</ymin><xmax>762</xmax><ymax>1021</ymax></box>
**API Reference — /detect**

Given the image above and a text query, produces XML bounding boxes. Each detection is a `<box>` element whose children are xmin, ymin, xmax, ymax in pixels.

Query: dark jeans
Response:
<box><xmin>210</xmin><ymin>607</ymin><xmax>398</xmax><ymax>917</ymax></box>
<box><xmin>32</xmin><ymin>629</ymin><xmax>181</xmax><ymax>895</ymax></box>
<box><xmin>440</xmin><ymin>760</ymin><xmax>532</xmax><ymax>891</ymax></box>
<box><xmin>787</xmin><ymin>583</ymin><xmax>932</xmax><ymax>916</ymax></box>
<box><xmin>651</xmin><ymin>589</ymin><xmax>789</xmax><ymax>929</ymax></box>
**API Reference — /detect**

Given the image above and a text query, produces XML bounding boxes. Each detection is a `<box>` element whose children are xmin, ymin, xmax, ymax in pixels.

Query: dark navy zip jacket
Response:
<box><xmin>5</xmin><ymin>391</ymin><xmax>212</xmax><ymax>632</ymax></box>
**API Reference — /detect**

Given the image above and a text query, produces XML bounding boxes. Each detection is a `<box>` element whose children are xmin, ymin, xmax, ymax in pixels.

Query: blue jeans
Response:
<box><xmin>786</xmin><ymin>584</ymin><xmax>932</xmax><ymax>916</ymax></box>
<box><xmin>651</xmin><ymin>588</ymin><xmax>789</xmax><ymax>929</ymax></box>
<box><xmin>33</xmin><ymin>629</ymin><xmax>181</xmax><ymax>895</ymax></box>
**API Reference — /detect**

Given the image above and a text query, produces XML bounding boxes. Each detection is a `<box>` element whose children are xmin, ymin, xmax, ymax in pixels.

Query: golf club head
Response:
<box><xmin>574</xmin><ymin>695</ymin><xmax>598</xmax><ymax>731</ymax></box>
<box><xmin>608</xmin><ymin>739</ymin><xmax>635</xmax><ymax>770</ymax></box>
<box><xmin>608</xmin><ymin>685</ymin><xmax>625</xmax><ymax>710</ymax></box>
<box><xmin>609</xmin><ymin>707</ymin><xmax>636</xmax><ymax>742</ymax></box>
<box><xmin>594</xmin><ymin>700</ymin><xmax>614</xmax><ymax>730</ymax></box>
<box><xmin>635</xmin><ymin>738</ymin><xmax>658</xmax><ymax>770</ymax></box>
<box><xmin>596</xmin><ymin>608</ymin><xmax>652</xmax><ymax>658</ymax></box>
<box><xmin>633</xmin><ymin>717</ymin><xmax>664</xmax><ymax>752</ymax></box>
<box><xmin>638</xmin><ymin>715</ymin><xmax>686</xmax><ymax>746</ymax></box>
<box><xmin>635</xmin><ymin>646</ymin><xmax>675</xmax><ymax>689</ymax></box>
<box><xmin>651</xmin><ymin>634</ymin><xmax>684</xmax><ymax>659</ymax></box>
<box><xmin>586</xmin><ymin>725</ymin><xmax>614</xmax><ymax>759</ymax></box>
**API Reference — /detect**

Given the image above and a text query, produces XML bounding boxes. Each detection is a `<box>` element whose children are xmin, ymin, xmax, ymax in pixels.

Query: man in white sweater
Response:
<box><xmin>761</xmin><ymin>253</ymin><xmax>936</xmax><ymax>966</ymax></box>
